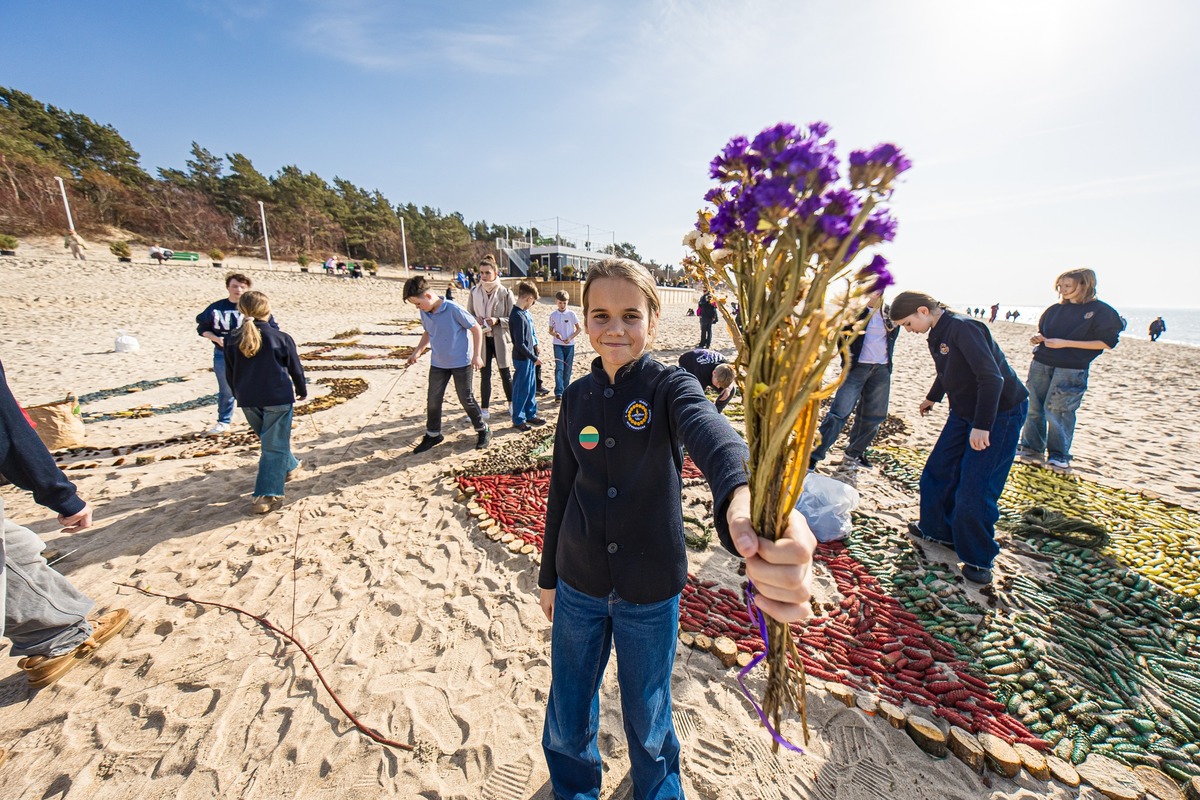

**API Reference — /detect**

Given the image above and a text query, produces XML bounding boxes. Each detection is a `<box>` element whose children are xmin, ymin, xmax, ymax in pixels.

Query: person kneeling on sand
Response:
<box><xmin>677</xmin><ymin>348</ymin><xmax>738</xmax><ymax>413</ymax></box>
<box><xmin>223</xmin><ymin>291</ymin><xmax>307</xmax><ymax>515</ymax></box>
<box><xmin>0</xmin><ymin>358</ymin><xmax>130</xmax><ymax>707</ymax></box>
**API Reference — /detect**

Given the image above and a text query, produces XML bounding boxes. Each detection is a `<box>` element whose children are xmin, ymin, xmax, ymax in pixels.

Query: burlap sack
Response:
<box><xmin>25</xmin><ymin>394</ymin><xmax>86</xmax><ymax>450</ymax></box>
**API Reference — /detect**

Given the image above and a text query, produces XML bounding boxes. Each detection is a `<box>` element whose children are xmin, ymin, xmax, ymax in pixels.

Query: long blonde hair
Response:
<box><xmin>236</xmin><ymin>291</ymin><xmax>272</xmax><ymax>357</ymax></box>
<box><xmin>1055</xmin><ymin>268</ymin><xmax>1098</xmax><ymax>303</ymax></box>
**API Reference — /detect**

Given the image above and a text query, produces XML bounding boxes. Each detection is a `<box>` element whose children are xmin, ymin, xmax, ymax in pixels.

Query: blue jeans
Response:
<box><xmin>512</xmin><ymin>359</ymin><xmax>538</xmax><ymax>425</ymax></box>
<box><xmin>213</xmin><ymin>348</ymin><xmax>235</xmax><ymax>424</ymax></box>
<box><xmin>543</xmin><ymin>580</ymin><xmax>683</xmax><ymax>800</ymax></box>
<box><xmin>553</xmin><ymin>344</ymin><xmax>575</xmax><ymax>397</ymax></box>
<box><xmin>242</xmin><ymin>404</ymin><xmax>298</xmax><ymax>497</ymax></box>
<box><xmin>1019</xmin><ymin>360</ymin><xmax>1088</xmax><ymax>463</ymax></box>
<box><xmin>918</xmin><ymin>400</ymin><xmax>1027</xmax><ymax>571</ymax></box>
<box><xmin>811</xmin><ymin>362</ymin><xmax>891</xmax><ymax>461</ymax></box>
<box><xmin>1</xmin><ymin>497</ymin><xmax>95</xmax><ymax>657</ymax></box>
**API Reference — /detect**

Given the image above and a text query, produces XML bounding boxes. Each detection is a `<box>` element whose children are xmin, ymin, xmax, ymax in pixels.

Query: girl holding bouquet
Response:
<box><xmin>537</xmin><ymin>258</ymin><xmax>815</xmax><ymax>798</ymax></box>
<box><xmin>891</xmin><ymin>291</ymin><xmax>1028</xmax><ymax>584</ymax></box>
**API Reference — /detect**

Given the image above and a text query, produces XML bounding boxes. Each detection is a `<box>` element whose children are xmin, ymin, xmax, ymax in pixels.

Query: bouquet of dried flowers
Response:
<box><xmin>683</xmin><ymin>121</ymin><xmax>907</xmax><ymax>750</ymax></box>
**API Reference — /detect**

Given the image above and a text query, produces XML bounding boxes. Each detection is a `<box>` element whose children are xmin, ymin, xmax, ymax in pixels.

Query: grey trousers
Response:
<box><xmin>1</xmin><ymin>496</ymin><xmax>94</xmax><ymax>657</ymax></box>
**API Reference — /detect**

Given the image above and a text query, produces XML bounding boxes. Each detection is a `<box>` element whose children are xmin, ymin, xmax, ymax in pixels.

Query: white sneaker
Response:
<box><xmin>1046</xmin><ymin>457</ymin><xmax>1071</xmax><ymax>471</ymax></box>
<box><xmin>205</xmin><ymin>422</ymin><xmax>230</xmax><ymax>435</ymax></box>
<box><xmin>480</xmin><ymin>408</ymin><xmax>490</xmax><ymax>420</ymax></box>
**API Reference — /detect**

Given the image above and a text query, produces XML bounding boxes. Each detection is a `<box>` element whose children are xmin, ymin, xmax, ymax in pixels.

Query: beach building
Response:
<box><xmin>496</xmin><ymin>236</ymin><xmax>613</xmax><ymax>281</ymax></box>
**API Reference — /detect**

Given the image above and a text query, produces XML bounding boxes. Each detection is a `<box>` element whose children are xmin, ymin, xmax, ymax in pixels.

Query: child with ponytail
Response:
<box><xmin>223</xmin><ymin>291</ymin><xmax>307</xmax><ymax>514</ymax></box>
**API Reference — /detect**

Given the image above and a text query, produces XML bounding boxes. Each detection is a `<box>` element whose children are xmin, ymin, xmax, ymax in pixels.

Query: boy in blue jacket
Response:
<box><xmin>509</xmin><ymin>281</ymin><xmax>548</xmax><ymax>431</ymax></box>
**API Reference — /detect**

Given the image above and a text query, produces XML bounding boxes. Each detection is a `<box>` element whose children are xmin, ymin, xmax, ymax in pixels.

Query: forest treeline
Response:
<box><xmin>0</xmin><ymin>86</ymin><xmax>655</xmax><ymax>269</ymax></box>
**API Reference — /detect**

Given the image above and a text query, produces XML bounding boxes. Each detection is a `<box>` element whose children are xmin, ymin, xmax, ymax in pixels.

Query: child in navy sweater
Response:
<box><xmin>538</xmin><ymin>258</ymin><xmax>815</xmax><ymax>798</ymax></box>
<box><xmin>508</xmin><ymin>281</ymin><xmax>547</xmax><ymax>431</ymax></box>
<box><xmin>223</xmin><ymin>291</ymin><xmax>306</xmax><ymax>514</ymax></box>
<box><xmin>891</xmin><ymin>291</ymin><xmax>1028</xmax><ymax>584</ymax></box>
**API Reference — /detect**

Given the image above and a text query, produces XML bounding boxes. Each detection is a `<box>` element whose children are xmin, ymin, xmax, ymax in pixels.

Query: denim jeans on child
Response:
<box><xmin>1</xmin><ymin>497</ymin><xmax>95</xmax><ymax>657</ymax></box>
<box><xmin>918</xmin><ymin>400</ymin><xmax>1027</xmax><ymax>571</ymax></box>
<box><xmin>213</xmin><ymin>348</ymin><xmax>235</xmax><ymax>425</ymax></box>
<box><xmin>1018</xmin><ymin>360</ymin><xmax>1088</xmax><ymax>463</ymax></box>
<box><xmin>242</xmin><ymin>404</ymin><xmax>299</xmax><ymax>497</ymax></box>
<box><xmin>810</xmin><ymin>362</ymin><xmax>891</xmax><ymax>461</ymax></box>
<box><xmin>553</xmin><ymin>344</ymin><xmax>575</xmax><ymax>397</ymax></box>
<box><xmin>426</xmin><ymin>366</ymin><xmax>486</xmax><ymax>436</ymax></box>
<box><xmin>543</xmin><ymin>579</ymin><xmax>683</xmax><ymax>800</ymax></box>
<box><xmin>511</xmin><ymin>359</ymin><xmax>538</xmax><ymax>425</ymax></box>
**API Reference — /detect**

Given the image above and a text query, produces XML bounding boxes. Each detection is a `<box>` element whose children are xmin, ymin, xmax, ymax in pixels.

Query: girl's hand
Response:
<box><xmin>919</xmin><ymin>399</ymin><xmax>934</xmax><ymax>416</ymax></box>
<box><xmin>969</xmin><ymin>428</ymin><xmax>991</xmax><ymax>450</ymax></box>
<box><xmin>726</xmin><ymin>486</ymin><xmax>814</xmax><ymax>623</ymax></box>
<box><xmin>1030</xmin><ymin>333</ymin><xmax>1045</xmax><ymax>345</ymax></box>
<box><xmin>1041</xmin><ymin>337</ymin><xmax>1065</xmax><ymax>349</ymax></box>
<box><xmin>540</xmin><ymin>588</ymin><xmax>555</xmax><ymax>622</ymax></box>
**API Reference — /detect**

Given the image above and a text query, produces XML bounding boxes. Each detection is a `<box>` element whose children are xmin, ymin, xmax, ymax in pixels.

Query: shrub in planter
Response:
<box><xmin>363</xmin><ymin>259</ymin><xmax>377</xmax><ymax>276</ymax></box>
<box><xmin>110</xmin><ymin>241</ymin><xmax>132</xmax><ymax>261</ymax></box>
<box><xmin>0</xmin><ymin>234</ymin><xmax>17</xmax><ymax>255</ymax></box>
<box><xmin>209</xmin><ymin>248</ymin><xmax>225</xmax><ymax>267</ymax></box>
<box><xmin>297</xmin><ymin>254</ymin><xmax>310</xmax><ymax>271</ymax></box>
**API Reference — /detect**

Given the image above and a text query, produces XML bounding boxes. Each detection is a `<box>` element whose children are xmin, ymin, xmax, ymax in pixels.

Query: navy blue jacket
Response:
<box><xmin>0</xmin><ymin>360</ymin><xmax>85</xmax><ymax>516</ymax></box>
<box><xmin>223</xmin><ymin>321</ymin><xmax>307</xmax><ymax>407</ymax></box>
<box><xmin>509</xmin><ymin>306</ymin><xmax>537</xmax><ymax>362</ymax></box>
<box><xmin>539</xmin><ymin>354</ymin><xmax>749</xmax><ymax>603</ymax></box>
<box><xmin>196</xmin><ymin>299</ymin><xmax>277</xmax><ymax>350</ymax></box>
<box><xmin>926</xmin><ymin>313</ymin><xmax>1027</xmax><ymax>432</ymax></box>
<box><xmin>1033</xmin><ymin>300</ymin><xmax>1122</xmax><ymax>369</ymax></box>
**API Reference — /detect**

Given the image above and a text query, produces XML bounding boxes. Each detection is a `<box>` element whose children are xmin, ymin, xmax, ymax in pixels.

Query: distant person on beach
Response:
<box><xmin>990</xmin><ymin>303</ymin><xmax>1000</xmax><ymax>323</ymax></box>
<box><xmin>508</xmin><ymin>281</ymin><xmax>547</xmax><ymax>431</ymax></box>
<box><xmin>548</xmin><ymin>290</ymin><xmax>581</xmax><ymax>401</ymax></box>
<box><xmin>696</xmin><ymin>291</ymin><xmax>718</xmax><ymax>348</ymax></box>
<box><xmin>324</xmin><ymin>256</ymin><xmax>335</xmax><ymax>275</ymax></box>
<box><xmin>891</xmin><ymin>291</ymin><xmax>1028</xmax><ymax>585</ymax></box>
<box><xmin>467</xmin><ymin>255</ymin><xmax>515</xmax><ymax>420</ymax></box>
<box><xmin>150</xmin><ymin>243</ymin><xmax>174</xmax><ymax>265</ymax></box>
<box><xmin>63</xmin><ymin>231</ymin><xmax>87</xmax><ymax>261</ymax></box>
<box><xmin>1017</xmin><ymin>268</ymin><xmax>1122</xmax><ymax>471</ymax></box>
<box><xmin>1149</xmin><ymin>316</ymin><xmax>1166</xmax><ymax>341</ymax></box>
<box><xmin>677</xmin><ymin>348</ymin><xmax>738</xmax><ymax>413</ymax></box>
<box><xmin>196</xmin><ymin>273</ymin><xmax>277</xmax><ymax>436</ymax></box>
<box><xmin>809</xmin><ymin>298</ymin><xmax>899</xmax><ymax>471</ymax></box>
<box><xmin>222</xmin><ymin>291</ymin><xmax>306</xmax><ymax>515</ymax></box>
<box><xmin>1011</xmin><ymin>310</ymin><xmax>1021</xmax><ymax>322</ymax></box>
<box><xmin>404</xmin><ymin>275</ymin><xmax>491</xmax><ymax>453</ymax></box>
<box><xmin>0</xmin><ymin>358</ymin><xmax>131</xmax><ymax>694</ymax></box>
<box><xmin>537</xmin><ymin>258</ymin><xmax>815</xmax><ymax>798</ymax></box>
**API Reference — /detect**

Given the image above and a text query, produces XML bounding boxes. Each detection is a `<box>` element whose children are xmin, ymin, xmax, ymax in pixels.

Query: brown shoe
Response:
<box><xmin>250</xmin><ymin>496</ymin><xmax>283</xmax><ymax>514</ymax></box>
<box><xmin>18</xmin><ymin>608</ymin><xmax>132</xmax><ymax>689</ymax></box>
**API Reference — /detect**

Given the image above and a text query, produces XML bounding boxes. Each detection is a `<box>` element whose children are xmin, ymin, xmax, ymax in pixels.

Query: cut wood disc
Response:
<box><xmin>947</xmin><ymin>727</ymin><xmax>985</xmax><ymax>773</ymax></box>
<box><xmin>693</xmin><ymin>634</ymin><xmax>713</xmax><ymax>652</ymax></box>
<box><xmin>1186</xmin><ymin>776</ymin><xmax>1200</xmax><ymax>800</ymax></box>
<box><xmin>711</xmin><ymin>636</ymin><xmax>739</xmax><ymax>668</ymax></box>
<box><xmin>977</xmin><ymin>733</ymin><xmax>1021</xmax><ymax>779</ymax></box>
<box><xmin>1075</xmin><ymin>754</ymin><xmax>1145</xmax><ymax>800</ymax></box>
<box><xmin>1046</xmin><ymin>755</ymin><xmax>1080</xmax><ymax>788</ymax></box>
<box><xmin>879</xmin><ymin>701</ymin><xmax>906</xmax><ymax>730</ymax></box>
<box><xmin>1133</xmin><ymin>766</ymin><xmax>1184</xmax><ymax>800</ymax></box>
<box><xmin>678</xmin><ymin>632</ymin><xmax>696</xmax><ymax>648</ymax></box>
<box><xmin>905</xmin><ymin>715</ymin><xmax>947</xmax><ymax>758</ymax></box>
<box><xmin>830</xmin><ymin>684</ymin><xmax>856</xmax><ymax>708</ymax></box>
<box><xmin>735</xmin><ymin>651</ymin><xmax>754</xmax><ymax>668</ymax></box>
<box><xmin>1014</xmin><ymin>742</ymin><xmax>1050</xmax><ymax>781</ymax></box>
<box><xmin>855</xmin><ymin>693</ymin><xmax>878</xmax><ymax>716</ymax></box>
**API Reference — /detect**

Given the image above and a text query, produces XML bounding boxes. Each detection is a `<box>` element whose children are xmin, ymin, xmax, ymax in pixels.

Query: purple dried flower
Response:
<box><xmin>860</xmin><ymin>209</ymin><xmax>898</xmax><ymax>243</ymax></box>
<box><xmin>809</xmin><ymin>121</ymin><xmax>831</xmax><ymax>138</ymax></box>
<box><xmin>823</xmin><ymin>188</ymin><xmax>862</xmax><ymax>218</ymax></box>
<box><xmin>858</xmin><ymin>254</ymin><xmax>894</xmax><ymax>292</ymax></box>
<box><xmin>818</xmin><ymin>214</ymin><xmax>851</xmax><ymax>240</ymax></box>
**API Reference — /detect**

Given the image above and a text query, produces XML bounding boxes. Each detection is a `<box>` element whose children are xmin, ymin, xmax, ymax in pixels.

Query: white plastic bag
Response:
<box><xmin>114</xmin><ymin>330</ymin><xmax>140</xmax><ymax>353</ymax></box>
<box><xmin>795</xmin><ymin>473</ymin><xmax>860</xmax><ymax>543</ymax></box>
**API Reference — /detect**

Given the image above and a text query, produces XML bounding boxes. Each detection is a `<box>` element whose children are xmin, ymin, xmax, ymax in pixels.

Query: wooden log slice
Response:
<box><xmin>693</xmin><ymin>634</ymin><xmax>713</xmax><ymax>652</ymax></box>
<box><xmin>711</xmin><ymin>637</ymin><xmax>739</xmax><ymax>668</ymax></box>
<box><xmin>1186</xmin><ymin>777</ymin><xmax>1200</xmax><ymax>800</ymax></box>
<box><xmin>1014</xmin><ymin>742</ymin><xmax>1050</xmax><ymax>781</ymax></box>
<box><xmin>905</xmin><ymin>715</ymin><xmax>948</xmax><ymax>758</ymax></box>
<box><xmin>977</xmin><ymin>733</ymin><xmax>1021</xmax><ymax>779</ymax></box>
<box><xmin>830</xmin><ymin>684</ymin><xmax>857</xmax><ymax>709</ymax></box>
<box><xmin>507</xmin><ymin>539</ymin><xmax>524</xmax><ymax>552</ymax></box>
<box><xmin>678</xmin><ymin>632</ymin><xmax>695</xmax><ymax>648</ymax></box>
<box><xmin>879</xmin><ymin>701</ymin><xmax>906</xmax><ymax>730</ymax></box>
<box><xmin>1132</xmin><ymin>767</ymin><xmax>1184</xmax><ymax>800</ymax></box>
<box><xmin>947</xmin><ymin>727</ymin><xmax>985</xmax><ymax>773</ymax></box>
<box><xmin>1046</xmin><ymin>755</ymin><xmax>1080</xmax><ymax>788</ymax></box>
<box><xmin>735</xmin><ymin>651</ymin><xmax>754</xmax><ymax>669</ymax></box>
<box><xmin>520</xmin><ymin>544</ymin><xmax>535</xmax><ymax>555</ymax></box>
<box><xmin>855</xmin><ymin>693</ymin><xmax>879</xmax><ymax>717</ymax></box>
<box><xmin>1075</xmin><ymin>754</ymin><xmax>1145</xmax><ymax>800</ymax></box>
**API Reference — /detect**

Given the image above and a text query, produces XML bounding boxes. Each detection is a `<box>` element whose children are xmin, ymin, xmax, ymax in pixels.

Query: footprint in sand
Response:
<box><xmin>481</xmin><ymin>756</ymin><xmax>534</xmax><ymax>800</ymax></box>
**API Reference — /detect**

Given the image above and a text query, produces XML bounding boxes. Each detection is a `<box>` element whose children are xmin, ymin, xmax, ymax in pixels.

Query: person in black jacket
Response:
<box><xmin>696</xmin><ymin>291</ymin><xmax>718</xmax><ymax>348</ymax></box>
<box><xmin>809</xmin><ymin>298</ymin><xmax>900</xmax><ymax>470</ymax></box>
<box><xmin>891</xmin><ymin>291</ymin><xmax>1029</xmax><ymax>585</ymax></box>
<box><xmin>508</xmin><ymin>281</ymin><xmax>547</xmax><ymax>431</ymax></box>
<box><xmin>223</xmin><ymin>291</ymin><xmax>306</xmax><ymax>514</ymax></box>
<box><xmin>538</xmin><ymin>258</ymin><xmax>815</xmax><ymax>798</ymax></box>
<box><xmin>1</xmin><ymin>359</ymin><xmax>130</xmax><ymax>691</ymax></box>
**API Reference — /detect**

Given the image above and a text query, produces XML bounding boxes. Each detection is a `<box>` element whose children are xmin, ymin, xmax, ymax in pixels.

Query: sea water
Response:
<box><xmin>954</xmin><ymin>305</ymin><xmax>1200</xmax><ymax>348</ymax></box>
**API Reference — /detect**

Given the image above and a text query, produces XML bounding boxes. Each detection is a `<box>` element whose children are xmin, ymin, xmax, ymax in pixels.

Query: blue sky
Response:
<box><xmin>4</xmin><ymin>0</ymin><xmax>1197</xmax><ymax>309</ymax></box>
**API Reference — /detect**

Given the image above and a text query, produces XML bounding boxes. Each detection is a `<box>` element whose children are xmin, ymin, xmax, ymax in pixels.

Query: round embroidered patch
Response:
<box><xmin>624</xmin><ymin>400</ymin><xmax>651</xmax><ymax>430</ymax></box>
<box><xmin>1084</xmin><ymin>311</ymin><xmax>1094</xmax><ymax>319</ymax></box>
<box><xmin>939</xmin><ymin>343</ymin><xmax>950</xmax><ymax>355</ymax></box>
<box><xmin>579</xmin><ymin>425</ymin><xmax>600</xmax><ymax>450</ymax></box>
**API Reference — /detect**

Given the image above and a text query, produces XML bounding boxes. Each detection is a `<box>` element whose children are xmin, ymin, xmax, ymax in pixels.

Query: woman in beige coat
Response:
<box><xmin>467</xmin><ymin>255</ymin><xmax>515</xmax><ymax>419</ymax></box>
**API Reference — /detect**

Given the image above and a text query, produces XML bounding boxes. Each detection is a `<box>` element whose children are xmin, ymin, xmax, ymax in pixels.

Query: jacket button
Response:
<box><xmin>603</xmin><ymin>388</ymin><xmax>614</xmax><ymax>398</ymax></box>
<box><xmin>607</xmin><ymin>487</ymin><xmax>618</xmax><ymax>498</ymax></box>
<box><xmin>607</xmin><ymin>542</ymin><xmax>619</xmax><ymax>554</ymax></box>
<box><xmin>605</xmin><ymin>437</ymin><xmax>615</xmax><ymax>448</ymax></box>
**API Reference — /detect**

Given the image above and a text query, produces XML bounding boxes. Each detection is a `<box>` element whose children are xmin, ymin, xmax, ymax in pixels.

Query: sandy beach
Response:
<box><xmin>2</xmin><ymin>238</ymin><xmax>1198</xmax><ymax>799</ymax></box>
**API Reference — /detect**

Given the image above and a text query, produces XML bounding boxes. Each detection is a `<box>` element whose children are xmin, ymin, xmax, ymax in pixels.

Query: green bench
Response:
<box><xmin>149</xmin><ymin>251</ymin><xmax>200</xmax><ymax>264</ymax></box>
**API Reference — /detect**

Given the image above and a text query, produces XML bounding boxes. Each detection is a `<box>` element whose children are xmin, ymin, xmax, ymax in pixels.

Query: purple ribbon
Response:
<box><xmin>736</xmin><ymin>581</ymin><xmax>807</xmax><ymax>754</ymax></box>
